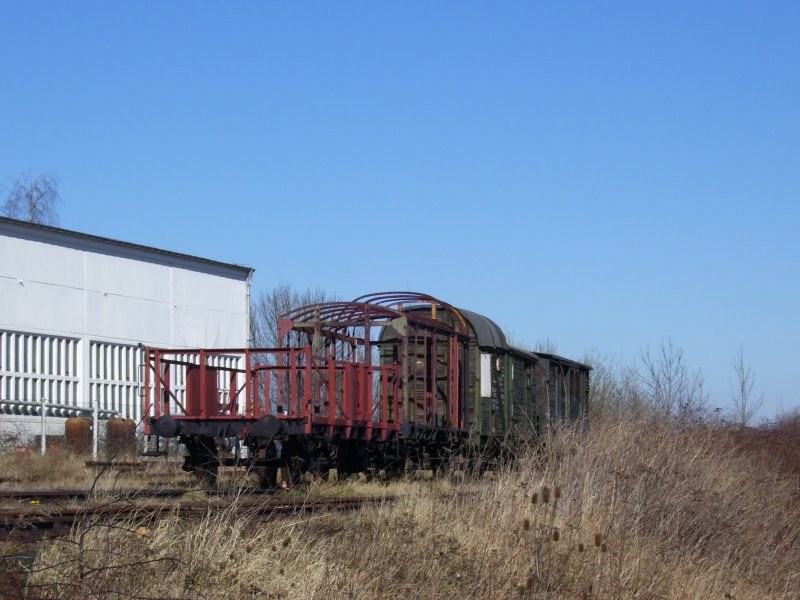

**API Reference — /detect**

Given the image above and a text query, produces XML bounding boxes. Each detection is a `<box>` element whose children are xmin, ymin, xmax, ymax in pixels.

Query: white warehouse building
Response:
<box><xmin>0</xmin><ymin>216</ymin><xmax>253</xmax><ymax>436</ymax></box>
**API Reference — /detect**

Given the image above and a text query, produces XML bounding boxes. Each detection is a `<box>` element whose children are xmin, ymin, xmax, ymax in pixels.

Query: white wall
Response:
<box><xmin>0</xmin><ymin>234</ymin><xmax>248</xmax><ymax>347</ymax></box>
<box><xmin>0</xmin><ymin>221</ymin><xmax>252</xmax><ymax>432</ymax></box>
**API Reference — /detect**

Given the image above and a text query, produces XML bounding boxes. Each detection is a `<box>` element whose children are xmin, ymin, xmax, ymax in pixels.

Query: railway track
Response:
<box><xmin>0</xmin><ymin>488</ymin><xmax>190</xmax><ymax>502</ymax></box>
<box><xmin>0</xmin><ymin>494</ymin><xmax>394</xmax><ymax>541</ymax></box>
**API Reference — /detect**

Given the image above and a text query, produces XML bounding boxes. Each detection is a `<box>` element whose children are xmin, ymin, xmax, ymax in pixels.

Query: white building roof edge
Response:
<box><xmin>0</xmin><ymin>216</ymin><xmax>254</xmax><ymax>280</ymax></box>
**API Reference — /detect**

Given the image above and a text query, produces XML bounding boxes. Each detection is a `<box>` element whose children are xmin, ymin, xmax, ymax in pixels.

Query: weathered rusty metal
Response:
<box><xmin>64</xmin><ymin>417</ymin><xmax>92</xmax><ymax>454</ymax></box>
<box><xmin>106</xmin><ymin>418</ymin><xmax>136</xmax><ymax>457</ymax></box>
<box><xmin>141</xmin><ymin>291</ymin><xmax>591</xmax><ymax>484</ymax></box>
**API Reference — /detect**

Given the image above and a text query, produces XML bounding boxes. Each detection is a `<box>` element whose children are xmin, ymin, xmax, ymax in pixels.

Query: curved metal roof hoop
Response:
<box><xmin>353</xmin><ymin>291</ymin><xmax>470</xmax><ymax>334</ymax></box>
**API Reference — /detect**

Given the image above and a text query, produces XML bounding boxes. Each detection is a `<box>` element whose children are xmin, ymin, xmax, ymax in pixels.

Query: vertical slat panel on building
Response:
<box><xmin>0</xmin><ymin>330</ymin><xmax>80</xmax><ymax>412</ymax></box>
<box><xmin>88</xmin><ymin>341</ymin><xmax>145</xmax><ymax>421</ymax></box>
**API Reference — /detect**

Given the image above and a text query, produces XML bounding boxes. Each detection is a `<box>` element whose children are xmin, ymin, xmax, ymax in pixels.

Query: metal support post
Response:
<box><xmin>93</xmin><ymin>398</ymin><xmax>99</xmax><ymax>460</ymax></box>
<box><xmin>40</xmin><ymin>397</ymin><xmax>46</xmax><ymax>456</ymax></box>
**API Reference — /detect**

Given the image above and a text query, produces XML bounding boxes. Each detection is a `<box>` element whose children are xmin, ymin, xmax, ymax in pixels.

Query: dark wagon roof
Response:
<box><xmin>456</xmin><ymin>308</ymin><xmax>508</xmax><ymax>350</ymax></box>
<box><xmin>536</xmin><ymin>352</ymin><xmax>592</xmax><ymax>371</ymax></box>
<box><xmin>508</xmin><ymin>345</ymin><xmax>539</xmax><ymax>362</ymax></box>
<box><xmin>455</xmin><ymin>309</ymin><xmax>590</xmax><ymax>370</ymax></box>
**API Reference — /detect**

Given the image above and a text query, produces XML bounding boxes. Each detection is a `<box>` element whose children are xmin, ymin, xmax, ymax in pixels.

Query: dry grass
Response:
<box><xmin>0</xmin><ymin>451</ymin><xmax>193</xmax><ymax>493</ymax></box>
<box><xmin>7</xmin><ymin>416</ymin><xmax>800</xmax><ymax>599</ymax></box>
<box><xmin>0</xmin><ymin>451</ymin><xmax>91</xmax><ymax>488</ymax></box>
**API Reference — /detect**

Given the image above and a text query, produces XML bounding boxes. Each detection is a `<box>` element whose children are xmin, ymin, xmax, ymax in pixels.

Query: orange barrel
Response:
<box><xmin>64</xmin><ymin>417</ymin><xmax>92</xmax><ymax>454</ymax></box>
<box><xmin>106</xmin><ymin>418</ymin><xmax>137</xmax><ymax>457</ymax></box>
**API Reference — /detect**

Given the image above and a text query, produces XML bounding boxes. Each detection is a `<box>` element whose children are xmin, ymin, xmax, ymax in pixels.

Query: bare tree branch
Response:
<box><xmin>2</xmin><ymin>172</ymin><xmax>62</xmax><ymax>225</ymax></box>
<box><xmin>729</xmin><ymin>345</ymin><xmax>763</xmax><ymax>426</ymax></box>
<box><xmin>581</xmin><ymin>348</ymin><xmax>650</xmax><ymax>420</ymax></box>
<box><xmin>639</xmin><ymin>337</ymin><xmax>708</xmax><ymax>421</ymax></box>
<box><xmin>250</xmin><ymin>282</ymin><xmax>337</xmax><ymax>348</ymax></box>
<box><xmin>533</xmin><ymin>335</ymin><xmax>559</xmax><ymax>354</ymax></box>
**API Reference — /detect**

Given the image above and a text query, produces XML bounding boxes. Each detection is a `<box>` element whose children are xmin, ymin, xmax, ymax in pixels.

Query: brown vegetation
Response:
<box><xmin>729</xmin><ymin>410</ymin><xmax>800</xmax><ymax>477</ymax></box>
<box><xmin>0</xmin><ymin>451</ymin><xmax>192</xmax><ymax>495</ymax></box>
<box><xmin>3</xmin><ymin>414</ymin><xmax>797</xmax><ymax>599</ymax></box>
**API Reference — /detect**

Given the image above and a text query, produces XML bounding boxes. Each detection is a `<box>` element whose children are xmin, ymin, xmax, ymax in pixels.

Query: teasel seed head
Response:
<box><xmin>601</xmin><ymin>542</ymin><xmax>608</xmax><ymax>552</ymax></box>
<box><xmin>554</xmin><ymin>486</ymin><xmax>561</xmax><ymax>499</ymax></box>
<box><xmin>552</xmin><ymin>529</ymin><xmax>560</xmax><ymax>542</ymax></box>
<box><xmin>531</xmin><ymin>492</ymin><xmax>538</xmax><ymax>505</ymax></box>
<box><xmin>594</xmin><ymin>533</ymin><xmax>602</xmax><ymax>547</ymax></box>
<box><xmin>578</xmin><ymin>542</ymin><xmax>585</xmax><ymax>552</ymax></box>
<box><xmin>542</xmin><ymin>486</ymin><xmax>551</xmax><ymax>503</ymax></box>
<box><xmin>522</xmin><ymin>518</ymin><xmax>531</xmax><ymax>531</ymax></box>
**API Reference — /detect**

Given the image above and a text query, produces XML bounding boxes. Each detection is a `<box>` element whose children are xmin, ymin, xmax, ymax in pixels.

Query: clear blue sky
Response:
<box><xmin>2</xmin><ymin>2</ymin><xmax>798</xmax><ymax>419</ymax></box>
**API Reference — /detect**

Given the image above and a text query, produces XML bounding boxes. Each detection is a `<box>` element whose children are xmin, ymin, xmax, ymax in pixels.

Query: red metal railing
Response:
<box><xmin>143</xmin><ymin>346</ymin><xmax>400</xmax><ymax>439</ymax></box>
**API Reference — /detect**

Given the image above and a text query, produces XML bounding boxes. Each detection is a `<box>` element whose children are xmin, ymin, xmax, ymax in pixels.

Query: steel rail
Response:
<box><xmin>0</xmin><ymin>495</ymin><xmax>394</xmax><ymax>541</ymax></box>
<box><xmin>0</xmin><ymin>488</ymin><xmax>190</xmax><ymax>501</ymax></box>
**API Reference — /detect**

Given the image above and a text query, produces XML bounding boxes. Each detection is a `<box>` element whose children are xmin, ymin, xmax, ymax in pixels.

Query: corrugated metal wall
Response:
<box><xmin>89</xmin><ymin>342</ymin><xmax>143</xmax><ymax>421</ymax></box>
<box><xmin>1</xmin><ymin>333</ymin><xmax>245</xmax><ymax>422</ymax></box>
<box><xmin>0</xmin><ymin>330</ymin><xmax>80</xmax><ymax>409</ymax></box>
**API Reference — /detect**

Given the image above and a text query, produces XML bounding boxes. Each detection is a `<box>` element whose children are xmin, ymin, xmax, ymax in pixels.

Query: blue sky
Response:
<box><xmin>1</xmin><ymin>2</ymin><xmax>798</xmax><ymax>418</ymax></box>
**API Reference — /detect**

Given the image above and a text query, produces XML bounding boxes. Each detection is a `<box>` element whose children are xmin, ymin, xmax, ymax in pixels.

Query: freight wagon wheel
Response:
<box><xmin>336</xmin><ymin>440</ymin><xmax>367</xmax><ymax>476</ymax></box>
<box><xmin>381</xmin><ymin>441</ymin><xmax>408</xmax><ymax>477</ymax></box>
<box><xmin>427</xmin><ymin>445</ymin><xmax>444</xmax><ymax>474</ymax></box>
<box><xmin>307</xmin><ymin>441</ymin><xmax>332</xmax><ymax>479</ymax></box>
<box><xmin>255</xmin><ymin>440</ymin><xmax>278</xmax><ymax>490</ymax></box>
<box><xmin>405</xmin><ymin>446</ymin><xmax>423</xmax><ymax>472</ymax></box>
<box><xmin>321</xmin><ymin>443</ymin><xmax>338</xmax><ymax>481</ymax></box>
<box><xmin>281</xmin><ymin>436</ymin><xmax>308</xmax><ymax>487</ymax></box>
<box><xmin>187</xmin><ymin>436</ymin><xmax>218</xmax><ymax>491</ymax></box>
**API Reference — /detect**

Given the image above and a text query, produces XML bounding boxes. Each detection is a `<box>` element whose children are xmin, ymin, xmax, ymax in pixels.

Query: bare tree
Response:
<box><xmin>2</xmin><ymin>172</ymin><xmax>62</xmax><ymax>225</ymax></box>
<box><xmin>639</xmin><ymin>337</ymin><xmax>708</xmax><ymax>420</ymax></box>
<box><xmin>581</xmin><ymin>348</ymin><xmax>619</xmax><ymax>418</ymax></box>
<box><xmin>582</xmin><ymin>348</ymin><xmax>650</xmax><ymax>420</ymax></box>
<box><xmin>503</xmin><ymin>331</ymin><xmax>558</xmax><ymax>354</ymax></box>
<box><xmin>533</xmin><ymin>335</ymin><xmax>559</xmax><ymax>354</ymax></box>
<box><xmin>250</xmin><ymin>282</ymin><xmax>337</xmax><ymax>348</ymax></box>
<box><xmin>729</xmin><ymin>345</ymin><xmax>763</xmax><ymax>426</ymax></box>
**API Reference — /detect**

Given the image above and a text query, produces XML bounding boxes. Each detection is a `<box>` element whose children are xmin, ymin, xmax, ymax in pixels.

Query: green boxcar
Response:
<box><xmin>455</xmin><ymin>308</ymin><xmax>590</xmax><ymax>441</ymax></box>
<box><xmin>379</xmin><ymin>298</ymin><xmax>591</xmax><ymax>444</ymax></box>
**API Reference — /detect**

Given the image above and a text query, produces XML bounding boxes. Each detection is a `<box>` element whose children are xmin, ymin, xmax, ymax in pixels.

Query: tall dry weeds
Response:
<box><xmin>11</xmin><ymin>416</ymin><xmax>800</xmax><ymax>599</ymax></box>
